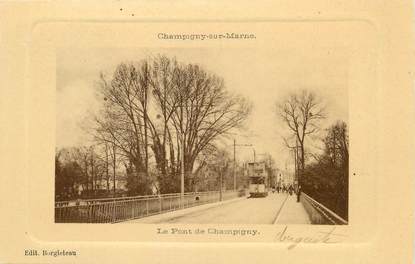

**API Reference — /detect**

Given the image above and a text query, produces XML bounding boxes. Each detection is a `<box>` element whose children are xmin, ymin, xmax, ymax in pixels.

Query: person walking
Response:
<box><xmin>288</xmin><ymin>185</ymin><xmax>293</xmax><ymax>195</ymax></box>
<box><xmin>296</xmin><ymin>185</ymin><xmax>302</xmax><ymax>202</ymax></box>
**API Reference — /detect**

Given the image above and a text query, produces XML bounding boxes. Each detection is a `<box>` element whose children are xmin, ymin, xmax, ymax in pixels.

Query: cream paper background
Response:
<box><xmin>0</xmin><ymin>1</ymin><xmax>413</xmax><ymax>263</ymax></box>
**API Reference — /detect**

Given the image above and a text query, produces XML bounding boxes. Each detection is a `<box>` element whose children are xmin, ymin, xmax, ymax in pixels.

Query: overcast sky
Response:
<box><xmin>56</xmin><ymin>46</ymin><xmax>348</xmax><ymax>171</ymax></box>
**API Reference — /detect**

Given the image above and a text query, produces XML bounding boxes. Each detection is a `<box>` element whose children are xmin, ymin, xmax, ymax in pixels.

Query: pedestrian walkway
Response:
<box><xmin>274</xmin><ymin>194</ymin><xmax>311</xmax><ymax>224</ymax></box>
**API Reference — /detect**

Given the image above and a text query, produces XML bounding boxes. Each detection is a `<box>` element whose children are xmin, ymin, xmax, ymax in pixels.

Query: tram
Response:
<box><xmin>247</xmin><ymin>162</ymin><xmax>268</xmax><ymax>197</ymax></box>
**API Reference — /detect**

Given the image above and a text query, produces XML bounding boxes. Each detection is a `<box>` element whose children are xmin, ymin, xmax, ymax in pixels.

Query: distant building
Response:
<box><xmin>95</xmin><ymin>178</ymin><xmax>128</xmax><ymax>191</ymax></box>
<box><xmin>275</xmin><ymin>170</ymin><xmax>294</xmax><ymax>186</ymax></box>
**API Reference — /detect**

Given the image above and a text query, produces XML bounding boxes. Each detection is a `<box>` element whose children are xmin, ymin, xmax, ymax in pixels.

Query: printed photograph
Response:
<box><xmin>55</xmin><ymin>47</ymin><xmax>349</xmax><ymax>225</ymax></box>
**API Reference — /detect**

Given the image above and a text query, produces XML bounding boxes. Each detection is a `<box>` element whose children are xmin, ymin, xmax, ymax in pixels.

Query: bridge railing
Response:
<box><xmin>55</xmin><ymin>190</ymin><xmax>242</xmax><ymax>223</ymax></box>
<box><xmin>300</xmin><ymin>192</ymin><xmax>348</xmax><ymax>225</ymax></box>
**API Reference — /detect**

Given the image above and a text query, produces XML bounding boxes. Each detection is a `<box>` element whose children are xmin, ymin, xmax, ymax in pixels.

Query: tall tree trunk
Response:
<box><xmin>84</xmin><ymin>160</ymin><xmax>89</xmax><ymax>193</ymax></box>
<box><xmin>106</xmin><ymin>144</ymin><xmax>110</xmax><ymax>192</ymax></box>
<box><xmin>162</xmin><ymin>86</ymin><xmax>168</xmax><ymax>177</ymax></box>
<box><xmin>112</xmin><ymin>144</ymin><xmax>116</xmax><ymax>197</ymax></box>
<box><xmin>300</xmin><ymin>144</ymin><xmax>305</xmax><ymax>171</ymax></box>
<box><xmin>144</xmin><ymin>97</ymin><xmax>149</xmax><ymax>178</ymax></box>
<box><xmin>91</xmin><ymin>154</ymin><xmax>95</xmax><ymax>191</ymax></box>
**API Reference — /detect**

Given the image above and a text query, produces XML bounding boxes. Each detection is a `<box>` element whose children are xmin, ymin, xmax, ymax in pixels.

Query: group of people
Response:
<box><xmin>271</xmin><ymin>184</ymin><xmax>295</xmax><ymax>195</ymax></box>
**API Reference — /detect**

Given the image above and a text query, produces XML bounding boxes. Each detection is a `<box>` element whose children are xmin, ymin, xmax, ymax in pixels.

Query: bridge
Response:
<box><xmin>55</xmin><ymin>190</ymin><xmax>347</xmax><ymax>225</ymax></box>
<box><xmin>128</xmin><ymin>192</ymin><xmax>309</xmax><ymax>224</ymax></box>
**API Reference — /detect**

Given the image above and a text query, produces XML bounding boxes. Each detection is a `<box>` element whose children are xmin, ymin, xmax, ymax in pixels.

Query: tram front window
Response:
<box><xmin>250</xmin><ymin>177</ymin><xmax>265</xmax><ymax>184</ymax></box>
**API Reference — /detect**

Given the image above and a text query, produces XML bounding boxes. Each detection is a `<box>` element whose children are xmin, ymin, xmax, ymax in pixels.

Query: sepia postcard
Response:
<box><xmin>0</xmin><ymin>1</ymin><xmax>414</xmax><ymax>264</ymax></box>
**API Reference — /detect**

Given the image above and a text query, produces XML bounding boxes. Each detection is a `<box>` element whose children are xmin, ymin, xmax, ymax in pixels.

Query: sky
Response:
<box><xmin>56</xmin><ymin>46</ymin><xmax>348</xmax><ymax>172</ymax></box>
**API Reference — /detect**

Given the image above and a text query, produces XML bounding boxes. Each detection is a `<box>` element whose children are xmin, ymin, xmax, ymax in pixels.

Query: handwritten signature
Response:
<box><xmin>274</xmin><ymin>226</ymin><xmax>346</xmax><ymax>250</ymax></box>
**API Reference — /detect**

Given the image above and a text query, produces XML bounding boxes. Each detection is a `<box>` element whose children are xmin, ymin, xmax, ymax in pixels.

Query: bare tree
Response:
<box><xmin>277</xmin><ymin>90</ymin><xmax>325</xmax><ymax>172</ymax></box>
<box><xmin>92</xmin><ymin>55</ymin><xmax>251</xmax><ymax>194</ymax></box>
<box><xmin>169</xmin><ymin>63</ymin><xmax>252</xmax><ymax>191</ymax></box>
<box><xmin>147</xmin><ymin>56</ymin><xmax>252</xmax><ymax>192</ymax></box>
<box><xmin>94</xmin><ymin>62</ymin><xmax>152</xmax><ymax>194</ymax></box>
<box><xmin>148</xmin><ymin>55</ymin><xmax>181</xmax><ymax>191</ymax></box>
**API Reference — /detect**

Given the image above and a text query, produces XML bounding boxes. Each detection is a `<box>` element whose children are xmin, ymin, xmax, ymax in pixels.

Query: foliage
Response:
<box><xmin>55</xmin><ymin>149</ymin><xmax>83</xmax><ymax>200</ymax></box>
<box><xmin>301</xmin><ymin>121</ymin><xmax>349</xmax><ymax>220</ymax></box>
<box><xmin>55</xmin><ymin>146</ymin><xmax>113</xmax><ymax>200</ymax></box>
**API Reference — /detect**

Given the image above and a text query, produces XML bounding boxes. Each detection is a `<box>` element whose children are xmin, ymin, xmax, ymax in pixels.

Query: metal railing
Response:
<box><xmin>55</xmin><ymin>190</ymin><xmax>242</xmax><ymax>223</ymax></box>
<box><xmin>300</xmin><ymin>192</ymin><xmax>348</xmax><ymax>225</ymax></box>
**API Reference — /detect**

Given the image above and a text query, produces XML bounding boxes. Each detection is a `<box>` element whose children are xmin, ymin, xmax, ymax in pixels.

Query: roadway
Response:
<box><xmin>128</xmin><ymin>192</ymin><xmax>310</xmax><ymax>224</ymax></box>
